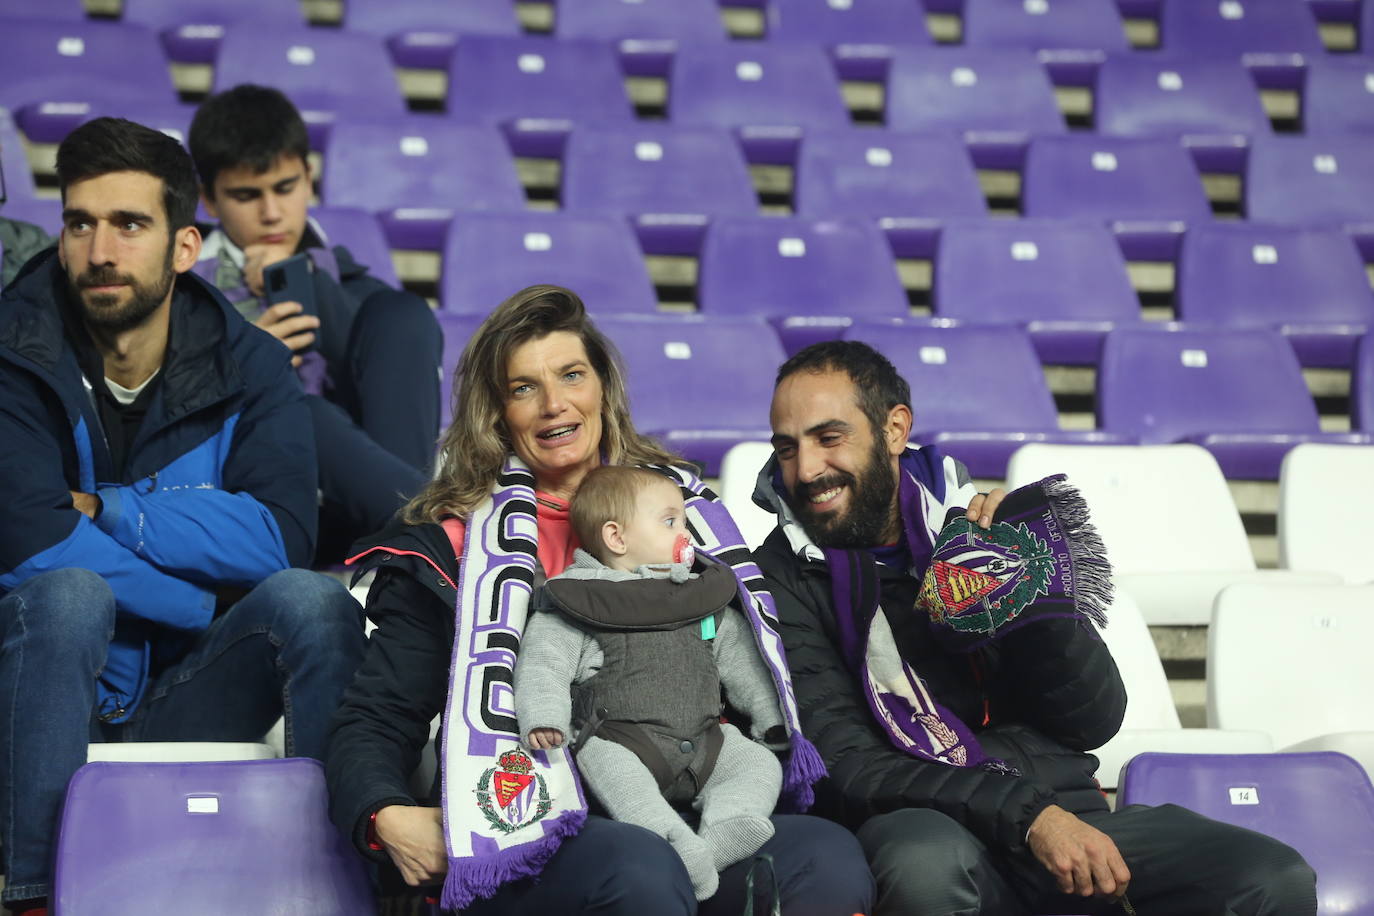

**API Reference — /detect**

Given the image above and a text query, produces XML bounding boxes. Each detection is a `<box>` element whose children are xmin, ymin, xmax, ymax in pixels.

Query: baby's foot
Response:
<box><xmin>667</xmin><ymin>823</ymin><xmax>720</xmax><ymax>901</ymax></box>
<box><xmin>701</xmin><ymin>815</ymin><xmax>776</xmax><ymax>871</ymax></box>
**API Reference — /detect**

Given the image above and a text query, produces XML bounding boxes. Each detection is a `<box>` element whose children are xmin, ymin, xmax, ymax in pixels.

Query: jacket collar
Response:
<box><xmin>0</xmin><ymin>247</ymin><xmax>244</xmax><ymax>424</ymax></box>
<box><xmin>752</xmin><ymin>451</ymin><xmax>827</xmax><ymax>564</ymax></box>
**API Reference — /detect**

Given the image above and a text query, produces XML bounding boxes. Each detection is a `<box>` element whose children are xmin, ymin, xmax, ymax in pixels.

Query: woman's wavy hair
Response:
<box><xmin>402</xmin><ymin>285</ymin><xmax>683</xmax><ymax>523</ymax></box>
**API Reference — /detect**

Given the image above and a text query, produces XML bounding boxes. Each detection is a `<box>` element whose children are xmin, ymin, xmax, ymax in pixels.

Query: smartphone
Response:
<box><xmin>263</xmin><ymin>252</ymin><xmax>318</xmax><ymax>354</ymax></box>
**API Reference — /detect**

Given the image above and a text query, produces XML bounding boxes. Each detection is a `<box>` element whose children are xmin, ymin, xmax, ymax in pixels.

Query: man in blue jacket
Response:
<box><xmin>0</xmin><ymin>118</ymin><xmax>367</xmax><ymax>915</ymax></box>
<box><xmin>189</xmin><ymin>85</ymin><xmax>443</xmax><ymax>561</ymax></box>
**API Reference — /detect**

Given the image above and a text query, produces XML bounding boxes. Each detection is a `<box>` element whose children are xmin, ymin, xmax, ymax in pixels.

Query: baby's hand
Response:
<box><xmin>527</xmin><ymin>728</ymin><xmax>564</xmax><ymax>750</ymax></box>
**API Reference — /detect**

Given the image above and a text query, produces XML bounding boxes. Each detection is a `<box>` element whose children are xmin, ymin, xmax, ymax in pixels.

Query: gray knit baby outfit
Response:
<box><xmin>515</xmin><ymin>550</ymin><xmax>785</xmax><ymax>900</ymax></box>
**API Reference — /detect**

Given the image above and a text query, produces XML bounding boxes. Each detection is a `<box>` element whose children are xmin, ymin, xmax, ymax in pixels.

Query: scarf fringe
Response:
<box><xmin>439</xmin><ymin>809</ymin><xmax>588</xmax><ymax>912</ymax></box>
<box><xmin>1041</xmin><ymin>474</ymin><xmax>1114</xmax><ymax>629</ymax></box>
<box><xmin>781</xmin><ymin>733</ymin><xmax>826</xmax><ymax>813</ymax></box>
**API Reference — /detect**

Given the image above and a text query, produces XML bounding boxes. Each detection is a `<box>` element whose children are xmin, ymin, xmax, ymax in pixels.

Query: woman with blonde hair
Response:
<box><xmin>326</xmin><ymin>285</ymin><xmax>873</xmax><ymax>915</ymax></box>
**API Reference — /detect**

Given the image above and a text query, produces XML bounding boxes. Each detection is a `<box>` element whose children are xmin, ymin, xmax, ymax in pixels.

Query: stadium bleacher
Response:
<box><xmin>3</xmin><ymin>0</ymin><xmax>1374</xmax><ymax>910</ymax></box>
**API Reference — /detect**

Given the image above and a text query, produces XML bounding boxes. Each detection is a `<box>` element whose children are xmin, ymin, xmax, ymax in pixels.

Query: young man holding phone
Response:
<box><xmin>189</xmin><ymin>85</ymin><xmax>443</xmax><ymax>558</ymax></box>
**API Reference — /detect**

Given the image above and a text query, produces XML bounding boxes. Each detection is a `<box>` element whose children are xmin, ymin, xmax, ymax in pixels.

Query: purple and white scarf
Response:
<box><xmin>824</xmin><ymin>460</ymin><xmax>1112</xmax><ymax>773</ymax></box>
<box><xmin>439</xmin><ymin>456</ymin><xmax>825</xmax><ymax>911</ymax></box>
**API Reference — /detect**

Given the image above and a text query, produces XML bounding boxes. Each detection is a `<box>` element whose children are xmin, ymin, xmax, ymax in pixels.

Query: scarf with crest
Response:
<box><xmin>771</xmin><ymin>449</ymin><xmax>1111</xmax><ymax>774</ymax></box>
<box><xmin>438</xmin><ymin>456</ymin><xmax>825</xmax><ymax>911</ymax></box>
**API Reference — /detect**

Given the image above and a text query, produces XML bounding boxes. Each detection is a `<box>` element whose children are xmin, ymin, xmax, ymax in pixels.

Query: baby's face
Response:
<box><xmin>617</xmin><ymin>479</ymin><xmax>691</xmax><ymax>570</ymax></box>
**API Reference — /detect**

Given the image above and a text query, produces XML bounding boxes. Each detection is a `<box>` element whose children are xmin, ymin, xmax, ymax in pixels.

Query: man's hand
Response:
<box><xmin>253</xmin><ymin>301</ymin><xmax>319</xmax><ymax>367</ymax></box>
<box><xmin>374</xmin><ymin>805</ymin><xmax>448</xmax><ymax>887</ymax></box>
<box><xmin>70</xmin><ymin>491</ymin><xmax>100</xmax><ymax>519</ymax></box>
<box><xmin>966</xmin><ymin>488</ymin><xmax>1006</xmax><ymax>529</ymax></box>
<box><xmin>1027</xmin><ymin>805</ymin><xmax>1131</xmax><ymax>899</ymax></box>
<box><xmin>242</xmin><ymin>243</ymin><xmax>297</xmax><ymax>299</ymax></box>
<box><xmin>527</xmin><ymin>728</ymin><xmax>564</xmax><ymax>750</ymax></box>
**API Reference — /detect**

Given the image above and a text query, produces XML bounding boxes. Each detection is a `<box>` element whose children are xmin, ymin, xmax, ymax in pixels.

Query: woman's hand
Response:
<box><xmin>527</xmin><ymin>727</ymin><xmax>564</xmax><ymax>750</ymax></box>
<box><xmin>374</xmin><ymin>804</ymin><xmax>448</xmax><ymax>887</ymax></box>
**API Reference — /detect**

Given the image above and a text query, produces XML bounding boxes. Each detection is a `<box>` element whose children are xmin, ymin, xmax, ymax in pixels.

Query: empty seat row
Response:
<box><xmin>4</xmin><ymin>14</ymin><xmax>1372</xmax><ymax>156</ymax></box>
<box><xmin>430</xmin><ymin>310</ymin><xmax>1371</xmax><ymax>481</ymax></box>
<box><xmin>7</xmin><ymin>183</ymin><xmax>1368</xmax><ymax>376</ymax></box>
<box><xmin>2</xmin><ymin>0</ymin><xmax>1353</xmax><ymax>81</ymax></box>
<box><xmin>11</xmin><ymin>80</ymin><xmax>1374</xmax><ymax>262</ymax></box>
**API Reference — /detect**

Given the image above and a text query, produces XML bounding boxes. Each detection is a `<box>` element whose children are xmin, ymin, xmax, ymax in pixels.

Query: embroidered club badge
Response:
<box><xmin>475</xmin><ymin>748</ymin><xmax>553</xmax><ymax>834</ymax></box>
<box><xmin>918</xmin><ymin>518</ymin><xmax>1054</xmax><ymax>635</ymax></box>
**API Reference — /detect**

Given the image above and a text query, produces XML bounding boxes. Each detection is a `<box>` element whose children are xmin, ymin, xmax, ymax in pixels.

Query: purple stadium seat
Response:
<box><xmin>1309</xmin><ymin>0</ymin><xmax>1359</xmax><ymax>23</ymax></box>
<box><xmin>933</xmin><ymin>218</ymin><xmax>1142</xmax><ymax>365</ymax></box>
<box><xmin>120</xmin><ymin>0</ymin><xmax>304</xmax><ymax>64</ymax></box>
<box><xmin>697</xmin><ymin>215</ymin><xmax>909</xmax><ymax>352</ymax></box>
<box><xmin>0</xmin><ymin>19</ymin><xmax>177</xmax><ymax>144</ymax></box>
<box><xmin>1098</xmin><ymin>326</ymin><xmax>1367</xmax><ymax>479</ymax></box>
<box><xmin>793</xmin><ymin>129</ymin><xmax>987</xmax><ymax>258</ymax></box>
<box><xmin>1355</xmin><ymin>333</ymin><xmax>1374</xmax><ymax>431</ymax></box>
<box><xmin>440</xmin><ymin>211</ymin><xmax>658</xmax><ymax>315</ymax></box>
<box><xmin>884</xmin><ymin>47</ymin><xmax>1066</xmax><ymax>170</ymax></box>
<box><xmin>765</xmin><ymin>0</ymin><xmax>933</xmax><ymax>82</ymax></box>
<box><xmin>1245</xmin><ymin>136</ymin><xmax>1374</xmax><ymax>258</ymax></box>
<box><xmin>1303</xmin><ymin>57</ymin><xmax>1374</xmax><ymax>136</ymax></box>
<box><xmin>0</xmin><ymin>0</ymin><xmax>84</xmax><ymax>19</ymax></box>
<box><xmin>842</xmin><ymin>322</ymin><xmax>1125</xmax><ymax>476</ymax></box>
<box><xmin>321</xmin><ymin>118</ymin><xmax>525</xmax><ymax>251</ymax></box>
<box><xmin>668</xmin><ymin>41</ymin><xmax>851</xmax><ymax>164</ymax></box>
<box><xmin>555</xmin><ymin>0</ymin><xmax>727</xmax><ymax>77</ymax></box>
<box><xmin>1</xmin><ymin>196</ymin><xmax>62</xmax><ymax>236</ymax></box>
<box><xmin>52</xmin><ymin>758</ymin><xmax>375</xmax><ymax>915</ymax></box>
<box><xmin>447</xmin><ymin>35</ymin><xmax>634</xmax><ymax>159</ymax></box>
<box><xmin>1021</xmin><ymin>135</ymin><xmax>1212</xmax><ymax>261</ymax></box>
<box><xmin>962</xmin><ymin>0</ymin><xmax>1129</xmax><ymax>86</ymax></box>
<box><xmin>1095</xmin><ymin>55</ymin><xmax>1271</xmax><ymax>174</ymax></box>
<box><xmin>77</xmin><ymin>101</ymin><xmax>196</xmax><ymax>148</ymax></box>
<box><xmin>1158</xmin><ymin>0</ymin><xmax>1325</xmax><ymax>90</ymax></box>
<box><xmin>214</xmin><ymin>27</ymin><xmax>405</xmax><ymax>150</ymax></box>
<box><xmin>1</xmin><ymin>107</ymin><xmax>36</xmax><ymax>202</ymax></box>
<box><xmin>594</xmin><ymin>314</ymin><xmax>784</xmax><ymax>475</ymax></box>
<box><xmin>345</xmin><ymin>0</ymin><xmax>519</xmax><ymax>71</ymax></box>
<box><xmin>561</xmin><ymin>124</ymin><xmax>757</xmax><ymax>256</ymax></box>
<box><xmin>311</xmin><ymin>206</ymin><xmax>400</xmax><ymax>290</ymax></box>
<box><xmin>1175</xmin><ymin>222</ymin><xmax>1374</xmax><ymax>367</ymax></box>
<box><xmin>436</xmin><ymin>313</ymin><xmax>484</xmax><ymax>423</ymax></box>
<box><xmin>1119</xmin><ymin>752</ymin><xmax>1374</xmax><ymax>916</ymax></box>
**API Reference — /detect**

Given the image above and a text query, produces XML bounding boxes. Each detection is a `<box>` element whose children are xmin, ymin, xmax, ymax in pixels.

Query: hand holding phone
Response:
<box><xmin>259</xmin><ymin>253</ymin><xmax>320</xmax><ymax>356</ymax></box>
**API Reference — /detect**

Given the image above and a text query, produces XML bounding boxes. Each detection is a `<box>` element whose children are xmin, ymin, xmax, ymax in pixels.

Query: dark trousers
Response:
<box><xmin>312</xmin><ymin>290</ymin><xmax>442</xmax><ymax>557</ymax></box>
<box><xmin>858</xmin><ymin>805</ymin><xmax>1317</xmax><ymax>916</ymax></box>
<box><xmin>459</xmin><ymin>814</ymin><xmax>875</xmax><ymax>916</ymax></box>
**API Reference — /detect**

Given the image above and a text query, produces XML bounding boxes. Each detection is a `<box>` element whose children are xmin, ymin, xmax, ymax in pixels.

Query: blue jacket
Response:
<box><xmin>0</xmin><ymin>249</ymin><xmax>318</xmax><ymax>722</ymax></box>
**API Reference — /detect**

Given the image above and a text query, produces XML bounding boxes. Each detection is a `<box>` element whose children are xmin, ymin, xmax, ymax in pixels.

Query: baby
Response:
<box><xmin>514</xmin><ymin>466</ymin><xmax>786</xmax><ymax>901</ymax></box>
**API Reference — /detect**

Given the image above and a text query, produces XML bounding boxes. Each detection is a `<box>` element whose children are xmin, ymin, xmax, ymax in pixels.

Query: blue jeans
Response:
<box><xmin>0</xmin><ymin>567</ymin><xmax>366</xmax><ymax>904</ymax></box>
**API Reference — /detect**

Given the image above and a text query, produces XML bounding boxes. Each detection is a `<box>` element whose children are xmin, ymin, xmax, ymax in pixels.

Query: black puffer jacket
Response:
<box><xmin>325</xmin><ymin>518</ymin><xmax>457</xmax><ymax>860</ymax></box>
<box><xmin>754</xmin><ymin>525</ymin><xmax>1127</xmax><ymax>856</ymax></box>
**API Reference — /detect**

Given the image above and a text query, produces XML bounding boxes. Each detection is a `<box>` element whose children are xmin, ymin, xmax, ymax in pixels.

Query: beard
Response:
<box><xmin>67</xmin><ymin>247</ymin><xmax>176</xmax><ymax>335</ymax></box>
<box><xmin>790</xmin><ymin>432</ymin><xmax>899</xmax><ymax>549</ymax></box>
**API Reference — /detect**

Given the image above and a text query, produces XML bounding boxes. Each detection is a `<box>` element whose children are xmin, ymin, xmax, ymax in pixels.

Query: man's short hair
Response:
<box><xmin>775</xmin><ymin>340</ymin><xmax>912</xmax><ymax>434</ymax></box>
<box><xmin>571</xmin><ymin>466</ymin><xmax>673</xmax><ymax>563</ymax></box>
<box><xmin>189</xmin><ymin>84</ymin><xmax>310</xmax><ymax>195</ymax></box>
<box><xmin>56</xmin><ymin>117</ymin><xmax>200</xmax><ymax>231</ymax></box>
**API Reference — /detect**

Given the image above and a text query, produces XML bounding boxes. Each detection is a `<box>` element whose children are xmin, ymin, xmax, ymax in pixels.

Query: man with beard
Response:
<box><xmin>753</xmin><ymin>341</ymin><xmax>1317</xmax><ymax>916</ymax></box>
<box><xmin>0</xmin><ymin>118</ymin><xmax>365</xmax><ymax>916</ymax></box>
